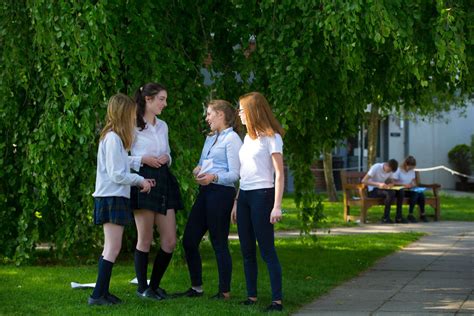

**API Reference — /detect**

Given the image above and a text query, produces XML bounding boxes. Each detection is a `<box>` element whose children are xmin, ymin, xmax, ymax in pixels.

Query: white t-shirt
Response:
<box><xmin>367</xmin><ymin>163</ymin><xmax>393</xmax><ymax>192</ymax></box>
<box><xmin>393</xmin><ymin>168</ymin><xmax>416</xmax><ymax>185</ymax></box>
<box><xmin>239</xmin><ymin>133</ymin><xmax>283</xmax><ymax>191</ymax></box>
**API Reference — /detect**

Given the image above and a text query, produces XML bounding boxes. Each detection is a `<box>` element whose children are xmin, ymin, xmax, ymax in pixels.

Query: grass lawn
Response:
<box><xmin>271</xmin><ymin>192</ymin><xmax>474</xmax><ymax>231</ymax></box>
<box><xmin>0</xmin><ymin>233</ymin><xmax>421</xmax><ymax>315</ymax></box>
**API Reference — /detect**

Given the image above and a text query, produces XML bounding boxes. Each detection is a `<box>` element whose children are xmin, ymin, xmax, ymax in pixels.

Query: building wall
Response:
<box><xmin>407</xmin><ymin>102</ymin><xmax>474</xmax><ymax>189</ymax></box>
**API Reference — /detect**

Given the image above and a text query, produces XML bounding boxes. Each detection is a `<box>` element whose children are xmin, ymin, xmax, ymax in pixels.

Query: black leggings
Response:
<box><xmin>182</xmin><ymin>184</ymin><xmax>236</xmax><ymax>293</ymax></box>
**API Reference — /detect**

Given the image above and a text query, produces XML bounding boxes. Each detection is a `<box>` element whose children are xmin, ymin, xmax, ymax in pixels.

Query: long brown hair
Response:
<box><xmin>401</xmin><ymin>156</ymin><xmax>417</xmax><ymax>170</ymax></box>
<box><xmin>239</xmin><ymin>92</ymin><xmax>284</xmax><ymax>140</ymax></box>
<box><xmin>134</xmin><ymin>82</ymin><xmax>166</xmax><ymax>131</ymax></box>
<box><xmin>207</xmin><ymin>99</ymin><xmax>240</xmax><ymax>135</ymax></box>
<box><xmin>99</xmin><ymin>93</ymin><xmax>136</xmax><ymax>150</ymax></box>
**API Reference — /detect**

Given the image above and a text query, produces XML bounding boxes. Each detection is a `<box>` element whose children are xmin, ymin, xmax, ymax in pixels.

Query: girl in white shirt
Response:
<box><xmin>131</xmin><ymin>83</ymin><xmax>184</xmax><ymax>300</ymax></box>
<box><xmin>89</xmin><ymin>93</ymin><xmax>154</xmax><ymax>305</ymax></box>
<box><xmin>394</xmin><ymin>156</ymin><xmax>428</xmax><ymax>222</ymax></box>
<box><xmin>231</xmin><ymin>92</ymin><xmax>284</xmax><ymax>312</ymax></box>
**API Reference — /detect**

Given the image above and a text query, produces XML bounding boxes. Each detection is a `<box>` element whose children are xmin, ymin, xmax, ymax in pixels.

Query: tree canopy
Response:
<box><xmin>1</xmin><ymin>0</ymin><xmax>471</xmax><ymax>263</ymax></box>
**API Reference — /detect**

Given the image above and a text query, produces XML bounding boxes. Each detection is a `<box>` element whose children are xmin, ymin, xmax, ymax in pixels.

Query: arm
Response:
<box><xmin>270</xmin><ymin>153</ymin><xmax>284</xmax><ymax>224</ymax></box>
<box><xmin>105</xmin><ymin>134</ymin><xmax>144</xmax><ymax>187</ymax></box>
<box><xmin>216</xmin><ymin>135</ymin><xmax>242</xmax><ymax>186</ymax></box>
<box><xmin>129</xmin><ymin>155</ymin><xmax>142</xmax><ymax>172</ymax></box>
<box><xmin>164</xmin><ymin>123</ymin><xmax>172</xmax><ymax>166</ymax></box>
<box><xmin>362</xmin><ymin>173</ymin><xmax>389</xmax><ymax>189</ymax></box>
<box><xmin>231</xmin><ymin>189</ymin><xmax>239</xmax><ymax>224</ymax></box>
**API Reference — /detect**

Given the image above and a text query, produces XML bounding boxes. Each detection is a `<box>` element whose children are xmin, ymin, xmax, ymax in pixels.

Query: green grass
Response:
<box><xmin>0</xmin><ymin>233</ymin><xmax>421</xmax><ymax>315</ymax></box>
<box><xmin>270</xmin><ymin>192</ymin><xmax>474</xmax><ymax>230</ymax></box>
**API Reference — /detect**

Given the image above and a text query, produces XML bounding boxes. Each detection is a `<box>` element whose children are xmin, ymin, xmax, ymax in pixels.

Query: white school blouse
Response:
<box><xmin>393</xmin><ymin>168</ymin><xmax>416</xmax><ymax>185</ymax></box>
<box><xmin>92</xmin><ymin>132</ymin><xmax>144</xmax><ymax>198</ymax></box>
<box><xmin>239</xmin><ymin>133</ymin><xmax>283</xmax><ymax>191</ymax></box>
<box><xmin>131</xmin><ymin>118</ymin><xmax>172</xmax><ymax>171</ymax></box>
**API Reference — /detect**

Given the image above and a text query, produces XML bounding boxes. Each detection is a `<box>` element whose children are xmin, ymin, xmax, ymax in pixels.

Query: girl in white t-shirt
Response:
<box><xmin>231</xmin><ymin>92</ymin><xmax>284</xmax><ymax>312</ymax></box>
<box><xmin>394</xmin><ymin>156</ymin><xmax>428</xmax><ymax>222</ymax></box>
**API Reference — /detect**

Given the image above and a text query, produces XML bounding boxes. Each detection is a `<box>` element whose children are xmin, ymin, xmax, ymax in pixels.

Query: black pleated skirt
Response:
<box><xmin>130</xmin><ymin>164</ymin><xmax>183</xmax><ymax>215</ymax></box>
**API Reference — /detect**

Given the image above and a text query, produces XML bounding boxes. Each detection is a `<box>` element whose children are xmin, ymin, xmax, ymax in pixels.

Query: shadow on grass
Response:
<box><xmin>0</xmin><ymin>233</ymin><xmax>421</xmax><ymax>316</ymax></box>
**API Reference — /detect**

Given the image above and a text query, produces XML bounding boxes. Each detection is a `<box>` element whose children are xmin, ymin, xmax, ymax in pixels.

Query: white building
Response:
<box><xmin>385</xmin><ymin>102</ymin><xmax>474</xmax><ymax>189</ymax></box>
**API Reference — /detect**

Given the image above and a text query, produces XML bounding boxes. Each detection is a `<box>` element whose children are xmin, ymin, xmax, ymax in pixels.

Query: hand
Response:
<box><xmin>142</xmin><ymin>155</ymin><xmax>162</xmax><ymax>168</ymax></box>
<box><xmin>157</xmin><ymin>154</ymin><xmax>170</xmax><ymax>165</ymax></box>
<box><xmin>404</xmin><ymin>183</ymin><xmax>413</xmax><ymax>189</ymax></box>
<box><xmin>192</xmin><ymin>166</ymin><xmax>201</xmax><ymax>177</ymax></box>
<box><xmin>196</xmin><ymin>173</ymin><xmax>214</xmax><ymax>186</ymax></box>
<box><xmin>231</xmin><ymin>202</ymin><xmax>237</xmax><ymax>224</ymax></box>
<box><xmin>140</xmin><ymin>179</ymin><xmax>155</xmax><ymax>193</ymax></box>
<box><xmin>270</xmin><ymin>207</ymin><xmax>282</xmax><ymax>224</ymax></box>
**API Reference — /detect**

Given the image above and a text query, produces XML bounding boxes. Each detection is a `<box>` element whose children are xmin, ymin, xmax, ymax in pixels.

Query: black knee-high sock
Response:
<box><xmin>149</xmin><ymin>248</ymin><xmax>172</xmax><ymax>291</ymax></box>
<box><xmin>91</xmin><ymin>258</ymin><xmax>114</xmax><ymax>299</ymax></box>
<box><xmin>134</xmin><ymin>249</ymin><xmax>149</xmax><ymax>293</ymax></box>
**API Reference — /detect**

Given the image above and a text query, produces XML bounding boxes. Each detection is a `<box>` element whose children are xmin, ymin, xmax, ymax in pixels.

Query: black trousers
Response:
<box><xmin>182</xmin><ymin>184</ymin><xmax>236</xmax><ymax>293</ymax></box>
<box><xmin>368</xmin><ymin>188</ymin><xmax>404</xmax><ymax>219</ymax></box>
<box><xmin>404</xmin><ymin>190</ymin><xmax>426</xmax><ymax>214</ymax></box>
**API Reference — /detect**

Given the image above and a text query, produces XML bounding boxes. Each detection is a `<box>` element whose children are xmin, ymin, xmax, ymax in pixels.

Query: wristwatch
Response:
<box><xmin>212</xmin><ymin>174</ymin><xmax>219</xmax><ymax>183</ymax></box>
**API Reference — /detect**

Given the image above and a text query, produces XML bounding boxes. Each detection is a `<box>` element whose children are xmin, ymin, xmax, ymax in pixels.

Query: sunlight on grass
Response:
<box><xmin>0</xmin><ymin>233</ymin><xmax>421</xmax><ymax>316</ymax></box>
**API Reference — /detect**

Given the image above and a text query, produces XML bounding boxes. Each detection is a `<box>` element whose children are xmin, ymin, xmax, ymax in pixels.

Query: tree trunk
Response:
<box><xmin>323</xmin><ymin>148</ymin><xmax>338</xmax><ymax>202</ymax></box>
<box><xmin>367</xmin><ymin>104</ymin><xmax>380</xmax><ymax>169</ymax></box>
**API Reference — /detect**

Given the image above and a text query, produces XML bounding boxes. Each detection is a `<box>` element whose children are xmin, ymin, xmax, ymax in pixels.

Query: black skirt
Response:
<box><xmin>131</xmin><ymin>164</ymin><xmax>184</xmax><ymax>215</ymax></box>
<box><xmin>94</xmin><ymin>196</ymin><xmax>133</xmax><ymax>226</ymax></box>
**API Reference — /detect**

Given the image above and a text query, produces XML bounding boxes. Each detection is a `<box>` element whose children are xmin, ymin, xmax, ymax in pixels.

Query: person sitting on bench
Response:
<box><xmin>362</xmin><ymin>159</ymin><xmax>408</xmax><ymax>224</ymax></box>
<box><xmin>393</xmin><ymin>156</ymin><xmax>428</xmax><ymax>223</ymax></box>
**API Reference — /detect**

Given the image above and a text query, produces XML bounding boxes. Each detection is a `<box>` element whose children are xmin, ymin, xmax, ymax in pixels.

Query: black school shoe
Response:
<box><xmin>264</xmin><ymin>302</ymin><xmax>283</xmax><ymax>312</ymax></box>
<box><xmin>407</xmin><ymin>214</ymin><xmax>417</xmax><ymax>223</ymax></box>
<box><xmin>395</xmin><ymin>217</ymin><xmax>409</xmax><ymax>224</ymax></box>
<box><xmin>420</xmin><ymin>214</ymin><xmax>429</xmax><ymax>222</ymax></box>
<box><xmin>209</xmin><ymin>292</ymin><xmax>229</xmax><ymax>300</ymax></box>
<box><xmin>176</xmin><ymin>288</ymin><xmax>204</xmax><ymax>298</ymax></box>
<box><xmin>137</xmin><ymin>288</ymin><xmax>164</xmax><ymax>300</ymax></box>
<box><xmin>88</xmin><ymin>295</ymin><xmax>113</xmax><ymax>306</ymax></box>
<box><xmin>155</xmin><ymin>287</ymin><xmax>168</xmax><ymax>299</ymax></box>
<box><xmin>240</xmin><ymin>298</ymin><xmax>257</xmax><ymax>305</ymax></box>
<box><xmin>105</xmin><ymin>292</ymin><xmax>122</xmax><ymax>304</ymax></box>
<box><xmin>381</xmin><ymin>217</ymin><xmax>394</xmax><ymax>224</ymax></box>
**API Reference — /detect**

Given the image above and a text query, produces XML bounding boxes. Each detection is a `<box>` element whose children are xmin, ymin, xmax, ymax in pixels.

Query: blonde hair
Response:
<box><xmin>99</xmin><ymin>93</ymin><xmax>136</xmax><ymax>150</ymax></box>
<box><xmin>239</xmin><ymin>92</ymin><xmax>284</xmax><ymax>140</ymax></box>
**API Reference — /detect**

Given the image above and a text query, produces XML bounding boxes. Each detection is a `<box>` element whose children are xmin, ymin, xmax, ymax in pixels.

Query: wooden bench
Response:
<box><xmin>341</xmin><ymin>171</ymin><xmax>441</xmax><ymax>223</ymax></box>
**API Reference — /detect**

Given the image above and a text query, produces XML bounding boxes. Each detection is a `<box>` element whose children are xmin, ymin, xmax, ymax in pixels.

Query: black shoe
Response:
<box><xmin>137</xmin><ymin>288</ymin><xmax>164</xmax><ymax>300</ymax></box>
<box><xmin>420</xmin><ymin>214</ymin><xmax>428</xmax><ymax>222</ymax></box>
<box><xmin>88</xmin><ymin>295</ymin><xmax>113</xmax><ymax>306</ymax></box>
<box><xmin>395</xmin><ymin>217</ymin><xmax>409</xmax><ymax>224</ymax></box>
<box><xmin>264</xmin><ymin>302</ymin><xmax>283</xmax><ymax>312</ymax></box>
<box><xmin>407</xmin><ymin>214</ymin><xmax>417</xmax><ymax>223</ymax></box>
<box><xmin>176</xmin><ymin>288</ymin><xmax>204</xmax><ymax>298</ymax></box>
<box><xmin>240</xmin><ymin>298</ymin><xmax>257</xmax><ymax>305</ymax></box>
<box><xmin>154</xmin><ymin>287</ymin><xmax>168</xmax><ymax>299</ymax></box>
<box><xmin>210</xmin><ymin>292</ymin><xmax>228</xmax><ymax>300</ymax></box>
<box><xmin>381</xmin><ymin>217</ymin><xmax>393</xmax><ymax>224</ymax></box>
<box><xmin>105</xmin><ymin>292</ymin><xmax>122</xmax><ymax>304</ymax></box>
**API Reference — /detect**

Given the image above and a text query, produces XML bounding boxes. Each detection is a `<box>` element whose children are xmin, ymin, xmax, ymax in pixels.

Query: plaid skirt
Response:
<box><xmin>131</xmin><ymin>164</ymin><xmax>184</xmax><ymax>215</ymax></box>
<box><xmin>94</xmin><ymin>196</ymin><xmax>133</xmax><ymax>226</ymax></box>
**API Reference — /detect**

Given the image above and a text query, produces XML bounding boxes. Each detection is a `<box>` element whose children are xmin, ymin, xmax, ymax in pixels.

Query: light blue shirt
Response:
<box><xmin>198</xmin><ymin>127</ymin><xmax>242</xmax><ymax>187</ymax></box>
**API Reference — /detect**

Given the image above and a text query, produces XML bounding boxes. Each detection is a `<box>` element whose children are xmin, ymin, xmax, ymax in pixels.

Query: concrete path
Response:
<box><xmin>293</xmin><ymin>221</ymin><xmax>474</xmax><ymax>315</ymax></box>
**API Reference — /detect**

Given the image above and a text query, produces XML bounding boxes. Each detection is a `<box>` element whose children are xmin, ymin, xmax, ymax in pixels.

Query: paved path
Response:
<box><xmin>293</xmin><ymin>221</ymin><xmax>474</xmax><ymax>315</ymax></box>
